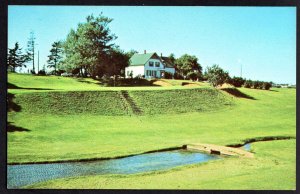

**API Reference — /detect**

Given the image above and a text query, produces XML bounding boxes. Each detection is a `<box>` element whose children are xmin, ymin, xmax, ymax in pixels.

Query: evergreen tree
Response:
<box><xmin>26</xmin><ymin>31</ymin><xmax>36</xmax><ymax>74</ymax></box>
<box><xmin>47</xmin><ymin>41</ymin><xmax>63</xmax><ymax>74</ymax></box>
<box><xmin>62</xmin><ymin>13</ymin><xmax>117</xmax><ymax>78</ymax></box>
<box><xmin>7</xmin><ymin>42</ymin><xmax>28</xmax><ymax>72</ymax></box>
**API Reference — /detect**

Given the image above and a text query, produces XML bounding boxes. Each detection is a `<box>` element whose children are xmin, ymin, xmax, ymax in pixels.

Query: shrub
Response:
<box><xmin>187</xmin><ymin>72</ymin><xmax>198</xmax><ymax>81</ymax></box>
<box><xmin>244</xmin><ymin>80</ymin><xmax>253</xmax><ymax>88</ymax></box>
<box><xmin>164</xmin><ymin>72</ymin><xmax>173</xmax><ymax>79</ymax></box>
<box><xmin>253</xmin><ymin>81</ymin><xmax>263</xmax><ymax>89</ymax></box>
<box><xmin>205</xmin><ymin>64</ymin><xmax>230</xmax><ymax>87</ymax></box>
<box><xmin>229</xmin><ymin>76</ymin><xmax>245</xmax><ymax>87</ymax></box>
<box><xmin>263</xmin><ymin>82</ymin><xmax>272</xmax><ymax>90</ymax></box>
<box><xmin>258</xmin><ymin>81</ymin><xmax>264</xmax><ymax>89</ymax></box>
<box><xmin>37</xmin><ymin>70</ymin><xmax>46</xmax><ymax>76</ymax></box>
<box><xmin>174</xmin><ymin>72</ymin><xmax>184</xmax><ymax>80</ymax></box>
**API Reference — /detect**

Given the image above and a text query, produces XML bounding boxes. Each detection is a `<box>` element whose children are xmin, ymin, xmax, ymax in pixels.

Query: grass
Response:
<box><xmin>10</xmin><ymin>88</ymin><xmax>233</xmax><ymax>116</ymax></box>
<box><xmin>25</xmin><ymin>139</ymin><xmax>296</xmax><ymax>189</ymax></box>
<box><xmin>8</xmin><ymin>73</ymin><xmax>206</xmax><ymax>94</ymax></box>
<box><xmin>7</xmin><ymin>73</ymin><xmax>296</xmax><ymax>189</ymax></box>
<box><xmin>11</xmin><ymin>91</ymin><xmax>131</xmax><ymax>116</ymax></box>
<box><xmin>130</xmin><ymin>88</ymin><xmax>233</xmax><ymax>114</ymax></box>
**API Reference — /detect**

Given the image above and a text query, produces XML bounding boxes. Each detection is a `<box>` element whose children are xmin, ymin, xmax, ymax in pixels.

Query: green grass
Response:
<box><xmin>8</xmin><ymin>87</ymin><xmax>295</xmax><ymax>164</ymax></box>
<box><xmin>12</xmin><ymin>91</ymin><xmax>131</xmax><ymax>115</ymax></box>
<box><xmin>10</xmin><ymin>87</ymin><xmax>233</xmax><ymax>116</ymax></box>
<box><xmin>25</xmin><ymin>139</ymin><xmax>296</xmax><ymax>190</ymax></box>
<box><xmin>130</xmin><ymin>88</ymin><xmax>233</xmax><ymax>114</ymax></box>
<box><xmin>7</xmin><ymin>73</ymin><xmax>296</xmax><ymax>189</ymax></box>
<box><xmin>8</xmin><ymin>72</ymin><xmax>102</xmax><ymax>90</ymax></box>
<box><xmin>8</xmin><ymin>73</ymin><xmax>206</xmax><ymax>94</ymax></box>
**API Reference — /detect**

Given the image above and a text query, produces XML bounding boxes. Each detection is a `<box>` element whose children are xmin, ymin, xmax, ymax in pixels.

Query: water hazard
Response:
<box><xmin>7</xmin><ymin>149</ymin><xmax>220</xmax><ymax>188</ymax></box>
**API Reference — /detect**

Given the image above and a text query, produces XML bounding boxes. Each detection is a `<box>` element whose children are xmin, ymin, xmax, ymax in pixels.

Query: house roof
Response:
<box><xmin>161</xmin><ymin>57</ymin><xmax>175</xmax><ymax>68</ymax></box>
<box><xmin>129</xmin><ymin>53</ymin><xmax>156</xmax><ymax>66</ymax></box>
<box><xmin>129</xmin><ymin>52</ymin><xmax>175</xmax><ymax>69</ymax></box>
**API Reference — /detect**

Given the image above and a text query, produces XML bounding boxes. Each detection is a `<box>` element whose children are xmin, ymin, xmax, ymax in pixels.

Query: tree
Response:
<box><xmin>175</xmin><ymin>54</ymin><xmax>202</xmax><ymax>78</ymax></box>
<box><xmin>62</xmin><ymin>14</ymin><xmax>117</xmax><ymax>78</ymax></box>
<box><xmin>126</xmin><ymin>49</ymin><xmax>138</xmax><ymax>58</ymax></box>
<box><xmin>47</xmin><ymin>41</ymin><xmax>63</xmax><ymax>75</ymax></box>
<box><xmin>168</xmin><ymin>53</ymin><xmax>176</xmax><ymax>64</ymax></box>
<box><xmin>244</xmin><ymin>80</ymin><xmax>253</xmax><ymax>88</ymax></box>
<box><xmin>26</xmin><ymin>31</ymin><xmax>36</xmax><ymax>74</ymax></box>
<box><xmin>105</xmin><ymin>47</ymin><xmax>130</xmax><ymax>76</ymax></box>
<box><xmin>205</xmin><ymin>64</ymin><xmax>230</xmax><ymax>87</ymax></box>
<box><xmin>263</xmin><ymin>82</ymin><xmax>272</xmax><ymax>90</ymax></box>
<box><xmin>187</xmin><ymin>72</ymin><xmax>198</xmax><ymax>81</ymax></box>
<box><xmin>7</xmin><ymin>42</ymin><xmax>29</xmax><ymax>72</ymax></box>
<box><xmin>228</xmin><ymin>76</ymin><xmax>245</xmax><ymax>87</ymax></box>
<box><xmin>253</xmin><ymin>81</ymin><xmax>262</xmax><ymax>89</ymax></box>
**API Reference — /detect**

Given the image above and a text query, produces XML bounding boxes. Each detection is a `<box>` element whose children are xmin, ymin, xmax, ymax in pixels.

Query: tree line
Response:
<box><xmin>7</xmin><ymin>13</ymin><xmax>273</xmax><ymax>90</ymax></box>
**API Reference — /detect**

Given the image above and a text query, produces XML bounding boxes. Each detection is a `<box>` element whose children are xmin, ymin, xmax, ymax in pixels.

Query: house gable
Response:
<box><xmin>129</xmin><ymin>53</ymin><xmax>156</xmax><ymax>66</ymax></box>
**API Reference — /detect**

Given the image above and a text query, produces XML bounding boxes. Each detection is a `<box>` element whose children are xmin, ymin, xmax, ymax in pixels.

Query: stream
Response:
<box><xmin>7</xmin><ymin>149</ymin><xmax>220</xmax><ymax>189</ymax></box>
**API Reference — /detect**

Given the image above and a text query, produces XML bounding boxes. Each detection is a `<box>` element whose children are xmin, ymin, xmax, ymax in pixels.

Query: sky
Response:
<box><xmin>8</xmin><ymin>6</ymin><xmax>296</xmax><ymax>84</ymax></box>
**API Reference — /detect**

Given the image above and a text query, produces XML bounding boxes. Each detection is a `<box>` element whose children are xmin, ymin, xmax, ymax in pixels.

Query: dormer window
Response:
<box><xmin>149</xmin><ymin>61</ymin><xmax>154</xmax><ymax>67</ymax></box>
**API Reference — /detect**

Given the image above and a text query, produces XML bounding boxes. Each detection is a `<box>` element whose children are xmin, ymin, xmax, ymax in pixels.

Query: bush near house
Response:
<box><xmin>244</xmin><ymin>80</ymin><xmax>253</xmax><ymax>88</ymax></box>
<box><xmin>263</xmin><ymin>82</ymin><xmax>272</xmax><ymax>90</ymax></box>
<box><xmin>164</xmin><ymin>72</ymin><xmax>173</xmax><ymax>79</ymax></box>
<box><xmin>37</xmin><ymin>70</ymin><xmax>46</xmax><ymax>76</ymax></box>
<box><xmin>187</xmin><ymin>72</ymin><xmax>198</xmax><ymax>81</ymax></box>
<box><xmin>253</xmin><ymin>81</ymin><xmax>264</xmax><ymax>89</ymax></box>
<box><xmin>205</xmin><ymin>64</ymin><xmax>230</xmax><ymax>87</ymax></box>
<box><xmin>228</xmin><ymin>76</ymin><xmax>245</xmax><ymax>87</ymax></box>
<box><xmin>174</xmin><ymin>72</ymin><xmax>184</xmax><ymax>80</ymax></box>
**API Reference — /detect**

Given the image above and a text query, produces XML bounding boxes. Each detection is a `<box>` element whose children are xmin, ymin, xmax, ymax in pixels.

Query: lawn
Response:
<box><xmin>26</xmin><ymin>139</ymin><xmax>296</xmax><ymax>190</ymax></box>
<box><xmin>7</xmin><ymin>73</ymin><xmax>296</xmax><ymax>189</ymax></box>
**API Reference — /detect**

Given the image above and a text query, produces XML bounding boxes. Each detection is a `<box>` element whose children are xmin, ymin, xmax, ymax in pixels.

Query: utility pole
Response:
<box><xmin>240</xmin><ymin>64</ymin><xmax>243</xmax><ymax>78</ymax></box>
<box><xmin>38</xmin><ymin>50</ymin><xmax>39</xmax><ymax>72</ymax></box>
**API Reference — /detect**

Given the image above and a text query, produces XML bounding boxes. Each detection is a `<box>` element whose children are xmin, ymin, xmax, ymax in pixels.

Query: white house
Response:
<box><xmin>125</xmin><ymin>51</ymin><xmax>176</xmax><ymax>79</ymax></box>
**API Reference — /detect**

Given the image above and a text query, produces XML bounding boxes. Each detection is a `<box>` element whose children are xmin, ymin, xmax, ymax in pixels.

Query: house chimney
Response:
<box><xmin>161</xmin><ymin>53</ymin><xmax>162</xmax><ymax>57</ymax></box>
<box><xmin>144</xmin><ymin>50</ymin><xmax>146</xmax><ymax>54</ymax></box>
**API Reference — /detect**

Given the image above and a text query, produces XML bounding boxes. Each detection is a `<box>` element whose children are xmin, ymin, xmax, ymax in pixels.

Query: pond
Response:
<box><xmin>7</xmin><ymin>149</ymin><xmax>220</xmax><ymax>189</ymax></box>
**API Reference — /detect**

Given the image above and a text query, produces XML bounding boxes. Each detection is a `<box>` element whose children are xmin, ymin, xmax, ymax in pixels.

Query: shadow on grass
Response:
<box><xmin>76</xmin><ymin>78</ymin><xmax>101</xmax><ymax>85</ymax></box>
<box><xmin>269</xmin><ymin>89</ymin><xmax>279</xmax><ymax>92</ymax></box>
<box><xmin>8</xmin><ymin>93</ymin><xmax>21</xmax><ymax>112</ymax></box>
<box><xmin>221</xmin><ymin>88</ymin><xmax>256</xmax><ymax>100</ymax></box>
<box><xmin>7</xmin><ymin>122</ymin><xmax>30</xmax><ymax>132</ymax></box>
<box><xmin>8</xmin><ymin>82</ymin><xmax>54</xmax><ymax>90</ymax></box>
<box><xmin>101</xmin><ymin>78</ymin><xmax>158</xmax><ymax>87</ymax></box>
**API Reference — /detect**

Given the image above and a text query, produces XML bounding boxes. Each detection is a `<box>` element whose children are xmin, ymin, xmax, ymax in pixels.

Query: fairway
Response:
<box><xmin>7</xmin><ymin>73</ymin><xmax>296</xmax><ymax>189</ymax></box>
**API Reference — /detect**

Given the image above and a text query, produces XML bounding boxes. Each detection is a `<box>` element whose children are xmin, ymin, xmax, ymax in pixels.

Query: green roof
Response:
<box><xmin>129</xmin><ymin>53</ymin><xmax>156</xmax><ymax>66</ymax></box>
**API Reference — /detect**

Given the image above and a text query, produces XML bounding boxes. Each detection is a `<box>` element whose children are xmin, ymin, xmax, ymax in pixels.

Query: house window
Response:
<box><xmin>155</xmin><ymin>62</ymin><xmax>160</xmax><ymax>67</ymax></box>
<box><xmin>127</xmin><ymin>71</ymin><xmax>130</xmax><ymax>76</ymax></box>
<box><xmin>149</xmin><ymin>61</ymin><xmax>154</xmax><ymax>67</ymax></box>
<box><xmin>153</xmin><ymin>71</ymin><xmax>157</xmax><ymax>77</ymax></box>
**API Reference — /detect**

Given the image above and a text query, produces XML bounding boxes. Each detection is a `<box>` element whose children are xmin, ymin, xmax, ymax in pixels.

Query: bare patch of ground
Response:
<box><xmin>152</xmin><ymin>80</ymin><xmax>172</xmax><ymax>86</ymax></box>
<box><xmin>186</xmin><ymin>143</ymin><xmax>254</xmax><ymax>158</ymax></box>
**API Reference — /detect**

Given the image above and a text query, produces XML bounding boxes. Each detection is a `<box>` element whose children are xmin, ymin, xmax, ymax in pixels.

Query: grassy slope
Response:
<box><xmin>8</xmin><ymin>87</ymin><xmax>295</xmax><ymax>163</ymax></box>
<box><xmin>8</xmin><ymin>73</ymin><xmax>205</xmax><ymax>93</ymax></box>
<box><xmin>13</xmin><ymin>91</ymin><xmax>131</xmax><ymax>116</ymax></box>
<box><xmin>7</xmin><ymin>73</ymin><xmax>296</xmax><ymax>189</ymax></box>
<box><xmin>26</xmin><ymin>139</ymin><xmax>296</xmax><ymax>190</ymax></box>
<box><xmin>130</xmin><ymin>88</ymin><xmax>232</xmax><ymax>114</ymax></box>
<box><xmin>11</xmin><ymin>88</ymin><xmax>232</xmax><ymax>116</ymax></box>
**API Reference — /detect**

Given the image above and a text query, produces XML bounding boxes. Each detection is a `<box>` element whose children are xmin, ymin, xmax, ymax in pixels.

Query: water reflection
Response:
<box><xmin>8</xmin><ymin>150</ymin><xmax>220</xmax><ymax>188</ymax></box>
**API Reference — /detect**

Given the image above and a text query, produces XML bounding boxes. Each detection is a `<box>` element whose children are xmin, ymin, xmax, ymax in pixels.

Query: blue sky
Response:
<box><xmin>8</xmin><ymin>6</ymin><xmax>296</xmax><ymax>84</ymax></box>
